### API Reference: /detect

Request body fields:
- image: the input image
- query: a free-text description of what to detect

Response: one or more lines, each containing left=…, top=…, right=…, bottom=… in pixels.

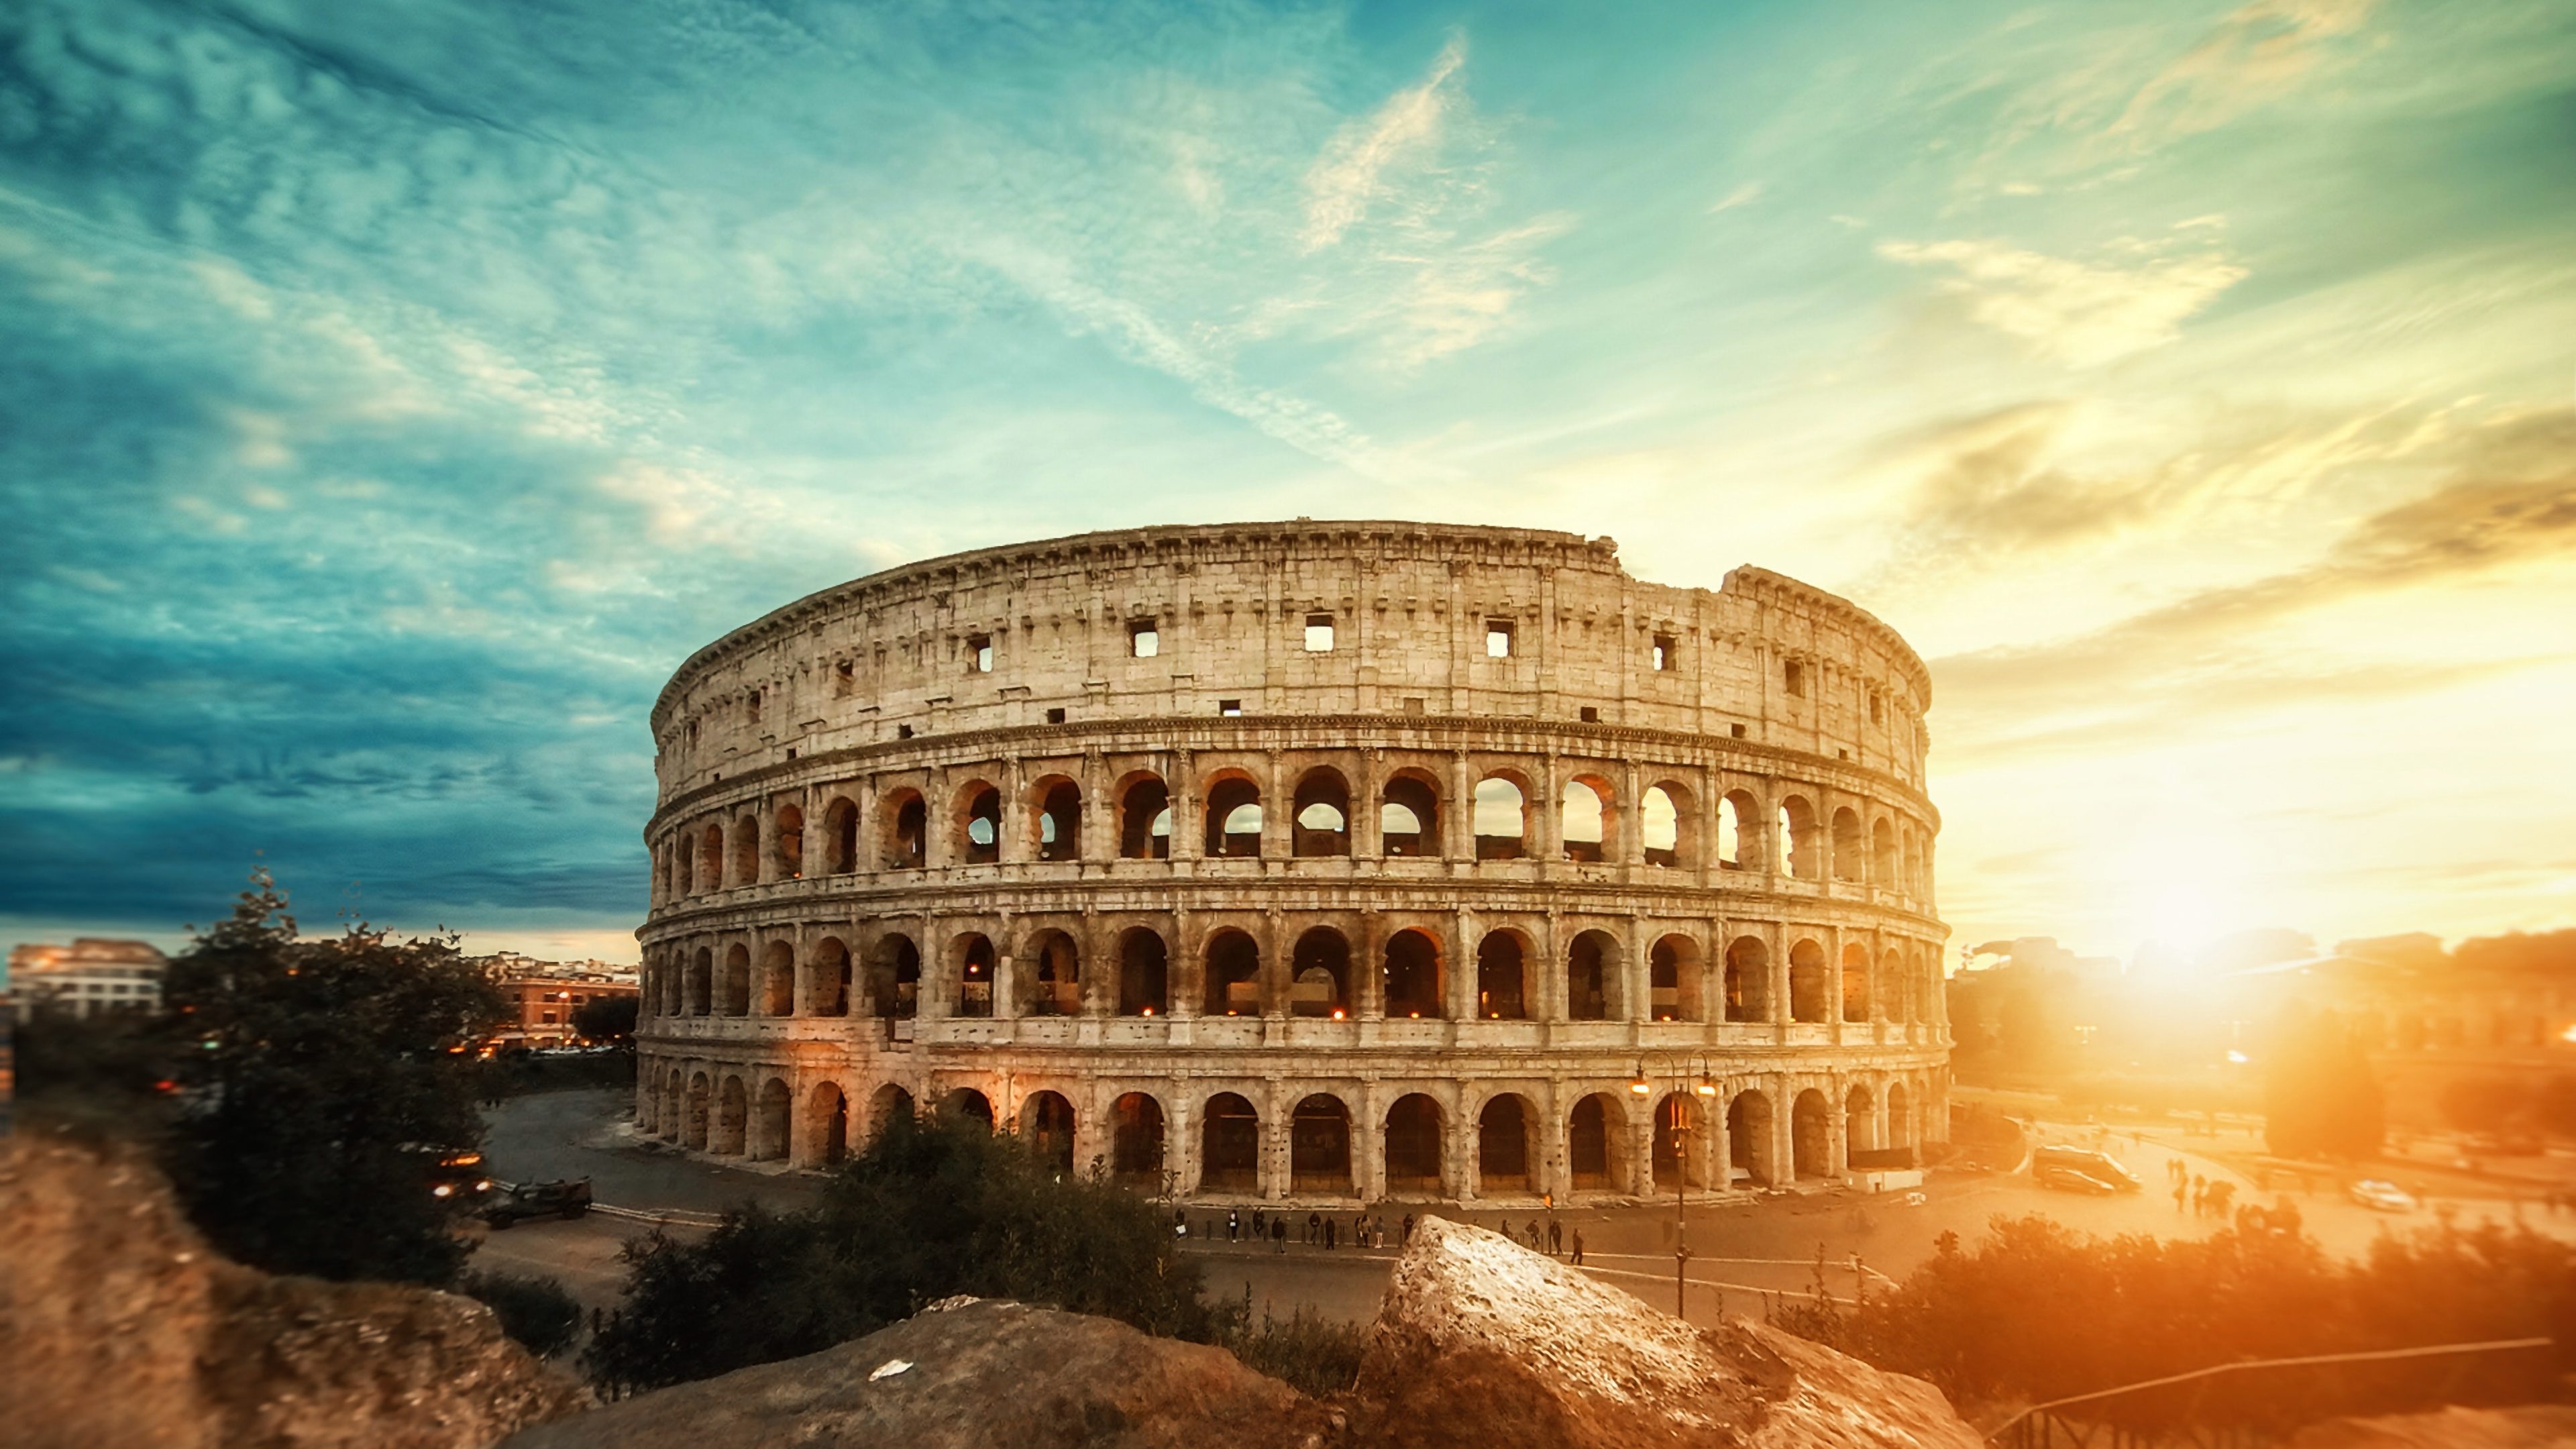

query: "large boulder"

left=500, top=1296, right=1341, bottom=1449
left=0, top=1132, right=588, bottom=1449
left=2284, top=1405, right=2576, bottom=1449
left=1344, top=1216, right=1981, bottom=1449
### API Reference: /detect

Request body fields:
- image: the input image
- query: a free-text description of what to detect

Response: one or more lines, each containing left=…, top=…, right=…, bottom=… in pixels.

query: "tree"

left=572, top=994, right=638, bottom=1045
left=2263, top=1004, right=2383, bottom=1160
left=160, top=871, right=508, bottom=1286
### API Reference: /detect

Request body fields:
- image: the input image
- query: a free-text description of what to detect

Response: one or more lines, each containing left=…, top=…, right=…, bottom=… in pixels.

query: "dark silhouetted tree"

left=2263, top=1004, right=2383, bottom=1159
left=572, top=994, right=638, bottom=1044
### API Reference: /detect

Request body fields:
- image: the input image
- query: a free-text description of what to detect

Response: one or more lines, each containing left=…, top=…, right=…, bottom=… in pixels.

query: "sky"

left=2, top=0, right=2571, bottom=971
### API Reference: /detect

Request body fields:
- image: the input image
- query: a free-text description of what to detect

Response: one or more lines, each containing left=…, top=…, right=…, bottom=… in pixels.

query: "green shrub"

left=1220, top=1293, right=1368, bottom=1397
left=463, top=1271, right=583, bottom=1358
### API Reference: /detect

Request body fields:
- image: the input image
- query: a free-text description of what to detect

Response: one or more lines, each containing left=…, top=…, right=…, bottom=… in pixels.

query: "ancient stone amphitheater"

left=634, top=522, right=1949, bottom=1203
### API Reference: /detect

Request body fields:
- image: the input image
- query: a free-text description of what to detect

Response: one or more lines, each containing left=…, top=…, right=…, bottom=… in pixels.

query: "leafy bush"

left=583, top=1112, right=1227, bottom=1395
left=1219, top=1294, right=1369, bottom=1397
left=463, top=1271, right=584, bottom=1358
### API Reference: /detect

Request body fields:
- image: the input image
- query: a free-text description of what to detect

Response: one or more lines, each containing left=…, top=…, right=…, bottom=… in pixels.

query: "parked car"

left=2349, top=1179, right=2418, bottom=1213
left=401, top=1143, right=494, bottom=1201
left=2031, top=1145, right=2144, bottom=1192
left=478, top=1178, right=594, bottom=1228
left=2037, top=1164, right=2123, bottom=1195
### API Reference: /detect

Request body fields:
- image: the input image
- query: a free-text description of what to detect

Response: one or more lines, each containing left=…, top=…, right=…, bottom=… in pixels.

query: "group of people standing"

left=1179, top=1205, right=1584, bottom=1265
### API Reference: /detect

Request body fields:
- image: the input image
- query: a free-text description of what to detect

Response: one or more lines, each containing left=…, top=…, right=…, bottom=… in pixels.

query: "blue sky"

left=3, top=0, right=2572, bottom=966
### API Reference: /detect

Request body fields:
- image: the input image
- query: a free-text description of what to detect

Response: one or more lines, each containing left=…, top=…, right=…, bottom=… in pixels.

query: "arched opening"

left=1022, top=930, right=1080, bottom=1016
left=941, top=1087, right=994, bottom=1130
left=1872, top=818, right=1896, bottom=885
left=1473, top=775, right=1529, bottom=860
left=1290, top=927, right=1351, bottom=1018
left=959, top=783, right=1003, bottom=865
left=1111, top=1093, right=1165, bottom=1186
left=808, top=1082, right=849, bottom=1165
left=1882, top=947, right=1908, bottom=1024
left=1841, top=943, right=1871, bottom=1024
left=823, top=796, right=858, bottom=875
left=884, top=790, right=926, bottom=870
left=1778, top=796, right=1818, bottom=878
left=1032, top=778, right=1083, bottom=862
left=753, top=1078, right=792, bottom=1161
left=1023, top=1090, right=1076, bottom=1173
left=1642, top=784, right=1686, bottom=868
left=1383, top=1094, right=1444, bottom=1195
left=1723, top=937, right=1768, bottom=1022
left=1291, top=1095, right=1352, bottom=1193
left=870, top=1083, right=915, bottom=1142
left=1478, top=1094, right=1536, bottom=1192
left=1381, top=773, right=1441, bottom=857
left=684, top=1072, right=711, bottom=1149
left=1117, top=928, right=1169, bottom=1016
left=720, top=944, right=751, bottom=1016
left=674, top=837, right=694, bottom=896
left=1566, top=930, right=1616, bottom=1021
left=699, top=823, right=724, bottom=891
left=1831, top=807, right=1863, bottom=881
left=1728, top=1090, right=1775, bottom=1187
left=759, top=940, right=795, bottom=1016
left=1886, top=1081, right=1913, bottom=1150
left=715, top=1075, right=748, bottom=1155
left=1845, top=1083, right=1879, bottom=1159
left=1570, top=1093, right=1625, bottom=1191
left=1203, top=930, right=1262, bottom=1016
left=1560, top=777, right=1614, bottom=863
left=1291, top=769, right=1352, bottom=857
left=955, top=934, right=997, bottom=1017
left=1475, top=931, right=1528, bottom=1020
left=871, top=934, right=921, bottom=1019
left=686, top=948, right=712, bottom=1016
left=1383, top=929, right=1444, bottom=1019
left=1199, top=1093, right=1259, bottom=1192
left=1205, top=775, right=1263, bottom=857
left=1718, top=790, right=1758, bottom=871
left=772, top=804, right=804, bottom=880
left=1651, top=934, right=1701, bottom=1022
left=1789, top=939, right=1828, bottom=1023
left=1117, top=775, right=1171, bottom=860
left=1654, top=1092, right=1706, bottom=1189
left=808, top=937, right=851, bottom=1018
left=1792, top=1089, right=1834, bottom=1179
left=733, top=815, right=759, bottom=887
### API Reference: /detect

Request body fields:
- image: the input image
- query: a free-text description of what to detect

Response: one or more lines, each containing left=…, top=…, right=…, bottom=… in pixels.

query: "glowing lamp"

left=1628, top=1062, right=1651, bottom=1096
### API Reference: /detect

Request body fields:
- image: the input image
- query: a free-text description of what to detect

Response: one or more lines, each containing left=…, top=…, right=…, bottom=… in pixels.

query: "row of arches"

left=637, top=1065, right=1922, bottom=1195
left=655, top=763, right=1931, bottom=900
left=647, top=921, right=1941, bottom=1028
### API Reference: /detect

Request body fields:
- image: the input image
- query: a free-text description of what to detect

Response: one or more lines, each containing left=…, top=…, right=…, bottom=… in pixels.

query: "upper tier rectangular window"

left=1485, top=621, right=1513, bottom=657
left=1305, top=613, right=1334, bottom=652
left=969, top=635, right=993, bottom=673
left=1130, top=621, right=1159, bottom=657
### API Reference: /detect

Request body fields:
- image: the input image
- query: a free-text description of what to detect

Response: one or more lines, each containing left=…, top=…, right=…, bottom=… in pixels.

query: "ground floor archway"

left=1384, top=1093, right=1444, bottom=1195
left=1291, top=1095, right=1352, bottom=1193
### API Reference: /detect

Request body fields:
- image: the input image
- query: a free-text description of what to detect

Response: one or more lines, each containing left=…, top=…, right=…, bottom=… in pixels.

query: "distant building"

left=472, top=955, right=639, bottom=1050
left=7, top=938, right=169, bottom=1018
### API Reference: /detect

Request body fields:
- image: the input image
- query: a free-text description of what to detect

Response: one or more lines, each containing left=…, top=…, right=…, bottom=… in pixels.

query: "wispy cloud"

left=1301, top=37, right=1468, bottom=253
left=2104, top=0, right=2379, bottom=153
left=1877, top=233, right=2247, bottom=366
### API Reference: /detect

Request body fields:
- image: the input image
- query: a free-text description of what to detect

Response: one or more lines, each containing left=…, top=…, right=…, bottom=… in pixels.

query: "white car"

left=2349, top=1179, right=2417, bottom=1212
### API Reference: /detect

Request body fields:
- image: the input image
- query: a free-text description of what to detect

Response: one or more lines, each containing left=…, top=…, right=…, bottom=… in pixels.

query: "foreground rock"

left=2285, top=1405, right=2576, bottom=1448
left=1342, top=1216, right=1981, bottom=1449
left=0, top=1132, right=588, bottom=1449
left=500, top=1296, right=1340, bottom=1449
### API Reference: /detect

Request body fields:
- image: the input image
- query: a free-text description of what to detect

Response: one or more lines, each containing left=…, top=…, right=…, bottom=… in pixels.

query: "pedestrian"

left=1252, top=1207, right=1267, bottom=1240
left=1402, top=1212, right=1416, bottom=1245
left=1307, top=1210, right=1322, bottom=1245
left=1325, top=1216, right=1338, bottom=1250
left=1228, top=1208, right=1240, bottom=1243
left=1548, top=1220, right=1563, bottom=1255
left=2173, top=1177, right=2186, bottom=1213
left=1272, top=1216, right=1287, bottom=1252
left=1570, top=1230, right=1585, bottom=1267
left=2190, top=1175, right=2206, bottom=1216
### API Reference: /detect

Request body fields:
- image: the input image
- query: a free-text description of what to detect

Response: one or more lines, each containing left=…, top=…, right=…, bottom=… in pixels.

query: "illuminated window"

left=968, top=635, right=994, bottom=673
left=1130, top=621, right=1159, bottom=657
left=1485, top=620, right=1513, bottom=657
left=1305, top=613, right=1335, bottom=651
left=1652, top=633, right=1676, bottom=671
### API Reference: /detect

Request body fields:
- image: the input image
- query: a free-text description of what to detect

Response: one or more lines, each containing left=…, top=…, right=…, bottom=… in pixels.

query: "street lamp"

left=1631, top=1054, right=1721, bottom=1321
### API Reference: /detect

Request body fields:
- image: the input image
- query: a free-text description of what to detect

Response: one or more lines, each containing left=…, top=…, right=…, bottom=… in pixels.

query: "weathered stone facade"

left=634, top=522, right=1950, bottom=1203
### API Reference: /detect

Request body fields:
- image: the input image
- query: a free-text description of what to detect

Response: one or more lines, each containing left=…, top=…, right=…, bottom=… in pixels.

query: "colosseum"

left=633, top=521, right=1949, bottom=1204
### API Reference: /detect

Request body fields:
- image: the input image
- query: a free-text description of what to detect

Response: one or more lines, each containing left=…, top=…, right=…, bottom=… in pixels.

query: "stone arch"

left=1475, top=928, right=1530, bottom=1020
left=1199, top=1091, right=1259, bottom=1192
left=674, top=835, right=694, bottom=896
left=808, top=936, right=852, bottom=1017
left=684, top=1071, right=711, bottom=1149
left=940, top=1087, right=994, bottom=1130
left=1654, top=1091, right=1708, bottom=1190
left=1872, top=816, right=1896, bottom=885
left=1723, top=936, right=1768, bottom=1022
left=1383, top=1093, right=1444, bottom=1195
left=1831, top=806, right=1864, bottom=881
left=1845, top=1082, right=1878, bottom=1157
left=1383, top=928, right=1444, bottom=1018
left=808, top=1081, right=850, bottom=1165
left=1472, top=773, right=1531, bottom=859
left=1020, top=928, right=1081, bottom=1016
left=686, top=947, right=712, bottom=1016
left=759, top=939, right=795, bottom=1016
left=955, top=780, right=1004, bottom=865
left=1650, top=934, right=1703, bottom=1022
left=1792, top=1087, right=1834, bottom=1179
left=1290, top=767, right=1352, bottom=857
left=822, top=795, right=859, bottom=874
left=733, top=814, right=759, bottom=887
left=1788, top=938, right=1829, bottom=1023
left=1477, top=1092, right=1538, bottom=1192
left=715, top=1075, right=749, bottom=1155
left=1111, top=1091, right=1166, bottom=1186
left=1560, top=775, right=1616, bottom=863
left=881, top=788, right=927, bottom=870
left=1642, top=780, right=1693, bottom=869
left=1778, top=796, right=1819, bottom=878
left=753, top=1077, right=792, bottom=1161
left=1022, top=1089, right=1076, bottom=1173
left=1203, top=928, right=1263, bottom=1016
left=1569, top=1092, right=1629, bottom=1191
left=1841, top=941, right=1872, bottom=1023
left=1881, top=947, right=1909, bottom=1024
left=870, top=934, right=922, bottom=1019
left=720, top=943, right=751, bottom=1017
left=1115, top=771, right=1171, bottom=860
left=698, top=822, right=725, bottom=892
left=1291, top=926, right=1352, bottom=1018
left=1727, top=1089, right=1776, bottom=1187
left=1886, top=1081, right=1913, bottom=1150
left=1380, top=770, right=1442, bottom=857
left=1203, top=772, right=1263, bottom=858
left=1291, top=1093, right=1353, bottom=1193
left=953, top=932, right=997, bottom=1018
left=869, top=1083, right=916, bottom=1141
left=1719, top=789, right=1761, bottom=871
left=772, top=803, right=805, bottom=881
left=1028, top=775, right=1083, bottom=863
left=1117, top=927, right=1169, bottom=1016
left=1566, top=929, right=1621, bottom=1021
